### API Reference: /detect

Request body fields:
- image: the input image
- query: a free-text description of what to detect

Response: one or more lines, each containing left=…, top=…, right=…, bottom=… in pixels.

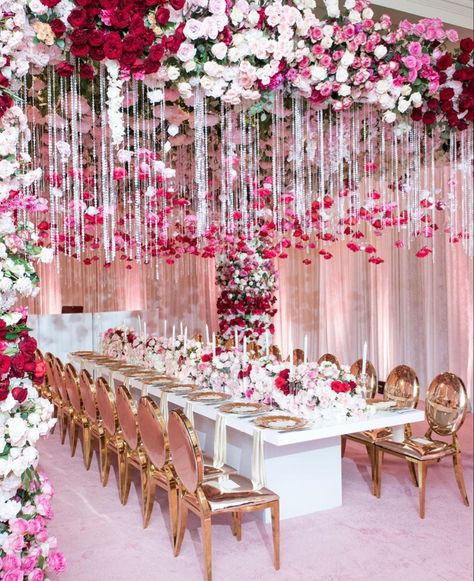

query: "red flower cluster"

left=52, top=0, right=186, bottom=78
left=411, top=39, right=474, bottom=129
left=0, top=73, right=14, bottom=120
left=0, top=316, right=45, bottom=402
left=275, top=368, right=290, bottom=396
left=330, top=379, right=356, bottom=394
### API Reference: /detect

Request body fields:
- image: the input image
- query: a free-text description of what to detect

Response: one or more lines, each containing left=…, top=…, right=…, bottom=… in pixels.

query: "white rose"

left=183, top=60, right=196, bottom=73
left=321, top=36, right=333, bottom=49
left=183, top=19, right=204, bottom=41
left=147, top=89, right=164, bottom=104
left=7, top=417, right=28, bottom=447
left=375, top=79, right=389, bottom=94
left=247, top=9, right=260, bottom=26
left=0, top=500, right=21, bottom=521
left=345, top=0, right=356, bottom=7
left=177, top=42, right=196, bottom=63
left=411, top=92, right=422, bottom=107
left=383, top=111, right=396, bottom=123
left=341, top=51, right=355, bottom=67
left=39, top=246, right=54, bottom=263
left=177, top=81, right=193, bottom=98
left=227, top=47, right=241, bottom=62
left=336, top=66, right=349, bottom=83
left=203, top=60, right=222, bottom=77
left=13, top=277, right=33, bottom=296
left=338, top=83, right=351, bottom=96
left=397, top=98, right=410, bottom=113
left=348, top=9, right=362, bottom=23
left=374, top=45, right=387, bottom=59
left=29, top=0, right=48, bottom=15
left=230, top=6, right=244, bottom=24
left=362, top=7, right=374, bottom=18
left=166, top=66, right=180, bottom=81
left=311, top=66, right=327, bottom=82
left=211, top=42, right=228, bottom=61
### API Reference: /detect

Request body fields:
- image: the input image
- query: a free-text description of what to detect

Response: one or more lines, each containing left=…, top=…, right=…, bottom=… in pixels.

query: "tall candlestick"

left=265, top=331, right=270, bottom=357
left=212, top=332, right=216, bottom=358
left=289, top=336, right=293, bottom=371
left=303, top=335, right=308, bottom=364
left=164, top=319, right=167, bottom=339
left=184, top=326, right=188, bottom=351
left=205, top=324, right=210, bottom=345
left=180, top=321, right=183, bottom=335
left=172, top=325, right=176, bottom=352
left=143, top=322, right=147, bottom=339
left=138, top=315, right=142, bottom=335
left=362, top=341, right=368, bottom=375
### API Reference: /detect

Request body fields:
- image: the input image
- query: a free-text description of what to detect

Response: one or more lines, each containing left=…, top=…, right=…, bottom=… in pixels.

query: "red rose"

left=436, top=54, right=452, bottom=71
left=122, top=34, right=142, bottom=53
left=19, top=337, right=37, bottom=357
left=103, top=32, right=123, bottom=59
left=440, top=100, right=453, bottom=112
left=170, top=0, right=185, bottom=9
left=80, top=64, right=95, bottom=79
left=440, top=87, right=455, bottom=101
left=0, top=355, right=10, bottom=375
left=10, top=353, right=26, bottom=376
left=148, top=44, right=164, bottom=63
left=143, top=58, right=160, bottom=74
left=40, top=0, right=61, bottom=6
left=460, top=38, right=474, bottom=54
left=50, top=19, right=66, bottom=38
left=156, top=7, right=170, bottom=26
left=67, top=8, right=88, bottom=28
left=201, top=353, right=213, bottom=363
left=88, top=30, right=104, bottom=47
left=99, top=0, right=118, bottom=7
left=427, top=98, right=439, bottom=110
left=145, top=0, right=160, bottom=5
left=422, top=111, right=436, bottom=125
left=457, top=119, right=468, bottom=131
left=120, top=51, right=137, bottom=66
left=458, top=52, right=471, bottom=65
left=11, top=387, right=28, bottom=403
left=34, top=360, right=46, bottom=383
left=55, top=60, right=74, bottom=77
left=0, top=386, right=9, bottom=401
left=110, top=9, right=130, bottom=29
left=142, top=29, right=155, bottom=46
left=89, top=46, right=105, bottom=61
left=331, top=380, right=351, bottom=394
left=71, top=42, right=89, bottom=57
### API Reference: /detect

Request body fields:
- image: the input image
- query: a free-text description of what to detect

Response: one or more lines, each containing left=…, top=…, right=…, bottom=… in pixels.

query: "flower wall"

left=1, top=1, right=65, bottom=578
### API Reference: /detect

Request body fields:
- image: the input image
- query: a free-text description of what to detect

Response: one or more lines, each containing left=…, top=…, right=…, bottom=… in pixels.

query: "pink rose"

left=35, top=531, right=49, bottom=543
left=28, top=569, right=45, bottom=581
left=27, top=518, right=43, bottom=536
left=3, top=535, right=24, bottom=553
left=408, top=41, right=422, bottom=57
left=9, top=518, right=29, bottom=535
left=402, top=56, right=418, bottom=69
left=47, top=550, right=66, bottom=573
left=2, top=556, right=21, bottom=572
left=21, top=555, right=38, bottom=575
left=3, top=570, right=23, bottom=581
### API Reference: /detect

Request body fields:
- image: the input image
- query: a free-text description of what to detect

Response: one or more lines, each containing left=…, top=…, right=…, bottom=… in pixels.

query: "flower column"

left=216, top=235, right=278, bottom=346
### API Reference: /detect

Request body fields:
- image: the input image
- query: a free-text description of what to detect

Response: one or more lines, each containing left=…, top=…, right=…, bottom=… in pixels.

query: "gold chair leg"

left=341, top=436, right=347, bottom=458
left=139, top=465, right=148, bottom=526
left=119, top=450, right=131, bottom=505
left=201, top=516, right=213, bottom=581
left=271, top=501, right=280, bottom=571
left=168, top=482, right=179, bottom=547
left=417, top=462, right=428, bottom=519
left=59, top=412, right=68, bottom=445
left=51, top=404, right=58, bottom=434
left=174, top=499, right=188, bottom=557
left=231, top=512, right=242, bottom=541
left=375, top=447, right=382, bottom=498
left=69, top=420, right=78, bottom=457
left=83, top=425, right=93, bottom=470
left=99, top=436, right=110, bottom=487
left=143, top=476, right=156, bottom=529
left=453, top=452, right=470, bottom=507
left=407, top=461, right=419, bottom=487
left=366, top=443, right=377, bottom=495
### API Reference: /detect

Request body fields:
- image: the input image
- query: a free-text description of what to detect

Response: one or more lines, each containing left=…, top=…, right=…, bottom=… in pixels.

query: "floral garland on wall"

left=0, top=1, right=65, bottom=578
left=102, top=326, right=369, bottom=422
left=216, top=235, right=278, bottom=345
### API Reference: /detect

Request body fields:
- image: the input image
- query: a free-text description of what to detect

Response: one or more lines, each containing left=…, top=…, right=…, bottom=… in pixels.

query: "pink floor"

left=38, top=414, right=473, bottom=581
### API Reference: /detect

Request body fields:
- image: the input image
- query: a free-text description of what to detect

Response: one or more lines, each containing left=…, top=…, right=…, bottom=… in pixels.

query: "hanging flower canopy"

left=0, top=0, right=473, bottom=271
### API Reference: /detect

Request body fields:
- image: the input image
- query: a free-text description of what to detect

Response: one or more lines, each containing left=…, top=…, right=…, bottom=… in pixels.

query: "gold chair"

left=115, top=385, right=148, bottom=508
left=375, top=372, right=470, bottom=518
left=44, top=353, right=60, bottom=424
left=137, top=396, right=180, bottom=538
left=292, top=348, right=305, bottom=366
left=78, top=369, right=104, bottom=472
left=169, top=409, right=280, bottom=581
left=318, top=353, right=340, bottom=367
left=52, top=357, right=72, bottom=445
left=269, top=345, right=282, bottom=361
left=343, top=364, right=420, bottom=495
left=64, top=363, right=86, bottom=458
left=350, top=359, right=378, bottom=399
left=95, top=377, right=124, bottom=496
left=34, top=349, right=48, bottom=399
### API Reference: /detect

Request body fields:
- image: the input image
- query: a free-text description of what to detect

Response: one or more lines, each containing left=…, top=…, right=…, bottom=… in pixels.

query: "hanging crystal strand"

left=75, top=69, right=86, bottom=254
left=60, top=75, right=70, bottom=258
left=394, top=129, right=400, bottom=234
left=317, top=109, right=325, bottom=238
left=219, top=102, right=227, bottom=230
left=227, top=106, right=235, bottom=232
left=305, top=104, right=313, bottom=235
left=272, top=98, right=278, bottom=231
left=69, top=63, right=82, bottom=257
left=239, top=110, right=248, bottom=236
left=132, top=78, right=141, bottom=262
left=142, top=81, right=150, bottom=265
left=293, top=95, right=305, bottom=226
left=99, top=64, right=111, bottom=263
left=246, top=118, right=253, bottom=236
left=380, top=120, right=386, bottom=211
left=467, top=127, right=474, bottom=255
left=194, top=87, right=208, bottom=237
left=448, top=132, right=456, bottom=242
left=51, top=68, right=60, bottom=261
left=47, top=67, right=58, bottom=264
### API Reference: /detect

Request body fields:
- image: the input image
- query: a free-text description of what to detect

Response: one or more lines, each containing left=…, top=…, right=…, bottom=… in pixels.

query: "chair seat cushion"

left=347, top=427, right=392, bottom=443
left=203, top=455, right=237, bottom=480
left=200, top=474, right=278, bottom=513
left=377, top=436, right=455, bottom=460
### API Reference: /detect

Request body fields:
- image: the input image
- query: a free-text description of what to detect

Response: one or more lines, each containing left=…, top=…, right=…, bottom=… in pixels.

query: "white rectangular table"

left=70, top=355, right=425, bottom=520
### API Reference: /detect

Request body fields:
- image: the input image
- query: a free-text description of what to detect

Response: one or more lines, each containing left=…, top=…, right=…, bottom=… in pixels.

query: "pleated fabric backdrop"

left=29, top=232, right=473, bottom=399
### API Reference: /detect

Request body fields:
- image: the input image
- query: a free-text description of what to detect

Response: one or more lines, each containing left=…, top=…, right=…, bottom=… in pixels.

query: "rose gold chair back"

left=137, top=397, right=169, bottom=470
left=96, top=377, right=117, bottom=435
left=79, top=369, right=97, bottom=423
left=53, top=358, right=68, bottom=404
left=350, top=359, right=378, bottom=399
left=44, top=353, right=56, bottom=389
left=168, top=409, right=204, bottom=493
left=116, top=385, right=139, bottom=450
left=269, top=345, right=282, bottom=361
left=64, top=364, right=82, bottom=413
left=293, top=349, right=305, bottom=366
left=384, top=365, right=419, bottom=409
left=425, top=373, right=468, bottom=436
left=318, top=353, right=340, bottom=367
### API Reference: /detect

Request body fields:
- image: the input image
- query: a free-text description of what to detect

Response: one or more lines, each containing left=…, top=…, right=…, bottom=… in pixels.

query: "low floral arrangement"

left=102, top=325, right=369, bottom=421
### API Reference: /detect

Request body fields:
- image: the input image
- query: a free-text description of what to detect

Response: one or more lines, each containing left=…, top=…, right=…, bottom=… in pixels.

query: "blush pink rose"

left=47, top=550, right=66, bottom=573
left=2, top=556, right=21, bottom=572
left=28, top=569, right=45, bottom=581
left=3, top=570, right=23, bottom=581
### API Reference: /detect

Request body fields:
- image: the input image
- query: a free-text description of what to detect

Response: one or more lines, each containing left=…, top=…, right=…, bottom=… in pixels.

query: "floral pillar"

left=216, top=235, right=278, bottom=345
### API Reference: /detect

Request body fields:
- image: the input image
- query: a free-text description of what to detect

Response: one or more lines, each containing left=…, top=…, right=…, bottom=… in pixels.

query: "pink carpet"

left=38, top=414, right=473, bottom=581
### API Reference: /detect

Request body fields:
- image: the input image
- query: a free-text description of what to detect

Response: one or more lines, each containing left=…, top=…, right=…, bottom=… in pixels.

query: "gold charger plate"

left=187, top=391, right=231, bottom=403
left=255, top=415, right=306, bottom=431
left=162, top=383, right=199, bottom=394
left=219, top=402, right=269, bottom=415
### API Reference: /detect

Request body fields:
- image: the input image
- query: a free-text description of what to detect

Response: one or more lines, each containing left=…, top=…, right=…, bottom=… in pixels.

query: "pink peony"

left=28, top=569, right=45, bottom=581
left=2, top=556, right=21, bottom=572
left=47, top=550, right=66, bottom=573
left=21, top=555, right=38, bottom=575
left=8, top=518, right=29, bottom=535
left=3, top=570, right=23, bottom=581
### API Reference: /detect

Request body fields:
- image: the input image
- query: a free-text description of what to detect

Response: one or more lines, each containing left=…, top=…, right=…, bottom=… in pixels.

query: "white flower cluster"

left=106, top=60, right=126, bottom=146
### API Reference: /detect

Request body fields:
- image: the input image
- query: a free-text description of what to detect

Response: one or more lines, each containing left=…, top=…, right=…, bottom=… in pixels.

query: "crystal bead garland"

left=194, top=87, right=208, bottom=237
left=99, top=64, right=111, bottom=264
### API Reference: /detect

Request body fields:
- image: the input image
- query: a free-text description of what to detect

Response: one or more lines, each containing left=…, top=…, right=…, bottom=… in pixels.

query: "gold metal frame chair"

left=317, top=353, right=340, bottom=367
left=64, top=363, right=85, bottom=457
left=269, top=345, right=282, bottom=361
left=292, top=349, right=305, bottom=366
left=375, top=372, right=470, bottom=518
left=343, top=364, right=420, bottom=495
left=78, top=369, right=105, bottom=472
left=169, top=409, right=280, bottom=581
left=52, top=357, right=72, bottom=445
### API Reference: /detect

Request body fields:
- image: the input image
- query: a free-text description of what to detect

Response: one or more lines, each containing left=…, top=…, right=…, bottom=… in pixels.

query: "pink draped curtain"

left=29, top=235, right=473, bottom=399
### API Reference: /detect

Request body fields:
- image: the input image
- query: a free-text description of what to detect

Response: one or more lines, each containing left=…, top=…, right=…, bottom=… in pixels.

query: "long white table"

left=71, top=355, right=425, bottom=521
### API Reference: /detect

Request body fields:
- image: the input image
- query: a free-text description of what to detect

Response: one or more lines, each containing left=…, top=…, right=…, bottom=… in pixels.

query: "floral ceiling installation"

left=13, top=0, right=472, bottom=271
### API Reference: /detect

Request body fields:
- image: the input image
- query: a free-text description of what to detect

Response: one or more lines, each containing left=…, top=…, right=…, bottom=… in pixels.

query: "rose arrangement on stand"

left=216, top=235, right=278, bottom=345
